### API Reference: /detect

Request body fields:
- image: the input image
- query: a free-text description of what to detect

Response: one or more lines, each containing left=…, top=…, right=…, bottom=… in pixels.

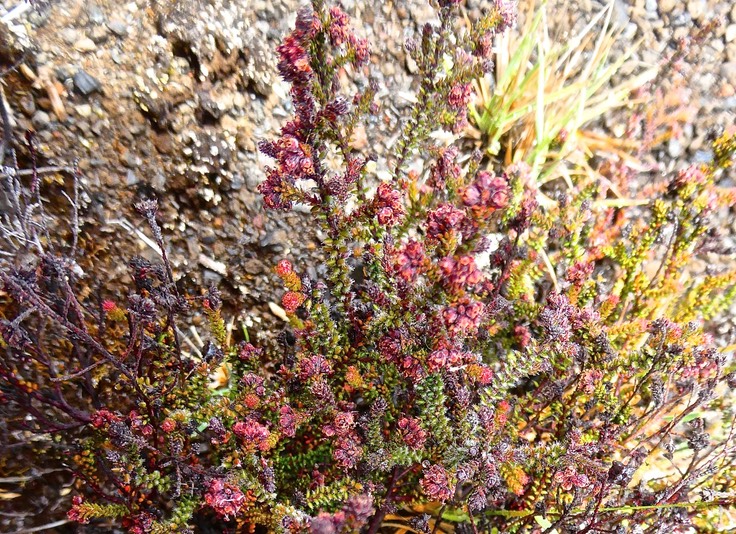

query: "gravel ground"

left=1, top=0, right=735, bottom=530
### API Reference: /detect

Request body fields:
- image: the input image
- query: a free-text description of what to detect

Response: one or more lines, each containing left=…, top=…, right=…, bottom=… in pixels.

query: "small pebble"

left=19, top=95, right=36, bottom=116
left=687, top=0, right=705, bottom=21
left=667, top=138, right=682, bottom=158
left=725, top=24, right=736, bottom=44
left=73, top=70, right=102, bottom=95
left=658, top=0, right=676, bottom=14
left=107, top=20, right=128, bottom=37
left=31, top=110, right=51, bottom=130
left=76, top=104, right=92, bottom=118
left=60, top=28, right=79, bottom=45
left=86, top=5, right=106, bottom=25
left=74, top=37, right=97, bottom=52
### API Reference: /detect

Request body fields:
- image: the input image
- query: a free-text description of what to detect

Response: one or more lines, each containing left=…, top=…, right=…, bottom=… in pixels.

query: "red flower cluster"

left=426, top=347, right=467, bottom=372
left=421, top=464, right=453, bottom=502
left=233, top=419, right=271, bottom=452
left=333, top=433, right=363, bottom=470
left=282, top=290, right=306, bottom=312
left=398, top=416, right=427, bottom=450
left=461, top=171, right=510, bottom=219
left=394, top=240, right=427, bottom=282
left=554, top=465, right=590, bottom=491
left=429, top=146, right=461, bottom=189
left=67, top=496, right=89, bottom=524
left=442, top=298, right=485, bottom=334
left=378, top=328, right=424, bottom=380
left=426, top=204, right=467, bottom=241
left=374, top=182, right=405, bottom=226
left=279, top=404, right=298, bottom=438
left=204, top=479, right=247, bottom=521
left=90, top=409, right=119, bottom=429
left=299, top=354, right=333, bottom=379
left=438, top=255, right=482, bottom=292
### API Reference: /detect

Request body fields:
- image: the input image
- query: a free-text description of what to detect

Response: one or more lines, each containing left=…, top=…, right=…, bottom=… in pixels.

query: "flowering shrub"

left=2, top=1, right=736, bottom=533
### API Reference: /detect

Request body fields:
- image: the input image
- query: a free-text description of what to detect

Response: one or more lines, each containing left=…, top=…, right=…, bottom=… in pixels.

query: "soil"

left=0, top=0, right=735, bottom=531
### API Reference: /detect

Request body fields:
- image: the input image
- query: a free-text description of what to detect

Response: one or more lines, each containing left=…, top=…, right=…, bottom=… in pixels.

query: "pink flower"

left=395, top=240, right=427, bottom=282
left=299, top=355, right=333, bottom=380
left=438, top=255, right=483, bottom=292
left=374, top=183, right=404, bottom=226
left=333, top=434, right=363, bottom=470
left=398, top=417, right=427, bottom=450
left=233, top=419, right=271, bottom=452
left=279, top=405, right=298, bottom=438
left=323, top=411, right=356, bottom=437
left=442, top=298, right=485, bottom=334
left=421, top=464, right=453, bottom=502
left=328, top=7, right=350, bottom=46
left=204, top=479, right=247, bottom=520
left=448, top=82, right=473, bottom=111
left=554, top=465, right=590, bottom=491
left=429, top=146, right=461, bottom=189
left=461, top=171, right=509, bottom=219
left=426, top=204, right=466, bottom=240
left=426, top=347, right=465, bottom=372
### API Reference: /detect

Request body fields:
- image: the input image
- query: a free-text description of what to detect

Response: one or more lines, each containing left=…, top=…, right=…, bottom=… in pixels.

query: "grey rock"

left=667, top=138, right=682, bottom=158
left=721, top=62, right=736, bottom=86
left=658, top=0, right=677, bottom=14
left=73, top=70, right=102, bottom=95
left=108, top=20, right=128, bottom=37
left=60, top=28, right=79, bottom=45
left=74, top=37, right=97, bottom=52
left=86, top=4, right=106, bottom=25
left=19, top=95, right=35, bottom=116
left=31, top=111, right=51, bottom=130
left=89, top=25, right=109, bottom=44
left=693, top=150, right=713, bottom=163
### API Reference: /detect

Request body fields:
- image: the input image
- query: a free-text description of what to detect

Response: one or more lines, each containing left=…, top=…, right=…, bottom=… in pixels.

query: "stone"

left=73, top=70, right=102, bottom=95
left=89, top=26, right=109, bottom=44
left=721, top=62, right=736, bottom=86
left=667, top=138, right=682, bottom=158
left=728, top=45, right=736, bottom=62
left=687, top=0, right=705, bottom=21
left=60, top=28, right=79, bottom=45
left=19, top=95, right=35, bottom=116
left=731, top=3, right=736, bottom=23
left=74, top=37, right=97, bottom=52
left=658, top=0, right=676, bottom=13
left=31, top=110, right=50, bottom=130
left=86, top=4, right=105, bottom=25
left=76, top=104, right=92, bottom=118
left=726, top=24, right=736, bottom=44
left=107, top=20, right=128, bottom=37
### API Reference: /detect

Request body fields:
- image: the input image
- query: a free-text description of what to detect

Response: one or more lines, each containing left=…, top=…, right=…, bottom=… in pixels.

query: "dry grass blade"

left=468, top=0, right=656, bottom=191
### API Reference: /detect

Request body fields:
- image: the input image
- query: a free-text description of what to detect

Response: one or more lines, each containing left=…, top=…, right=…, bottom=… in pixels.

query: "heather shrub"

left=2, top=1, right=736, bottom=533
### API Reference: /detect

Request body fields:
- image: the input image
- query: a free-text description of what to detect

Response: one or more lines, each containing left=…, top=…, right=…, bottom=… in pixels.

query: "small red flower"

left=161, top=419, right=176, bottom=433
left=554, top=465, right=590, bottom=491
left=204, top=479, right=246, bottom=521
left=398, top=417, right=427, bottom=450
left=421, top=464, right=453, bottom=502
left=282, top=291, right=306, bottom=312
left=276, top=259, right=293, bottom=276
left=233, top=419, right=271, bottom=452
